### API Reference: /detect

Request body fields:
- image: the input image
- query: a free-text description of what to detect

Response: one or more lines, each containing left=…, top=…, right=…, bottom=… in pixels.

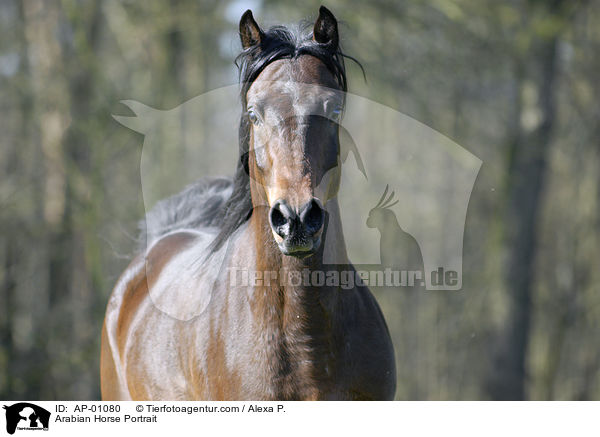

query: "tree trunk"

left=486, top=1, right=563, bottom=400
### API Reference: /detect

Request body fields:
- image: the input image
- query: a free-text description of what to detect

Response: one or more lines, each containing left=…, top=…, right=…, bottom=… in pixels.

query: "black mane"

left=208, top=22, right=356, bottom=253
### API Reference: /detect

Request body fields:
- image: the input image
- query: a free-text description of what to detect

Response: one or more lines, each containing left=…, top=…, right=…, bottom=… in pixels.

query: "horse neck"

left=241, top=200, right=348, bottom=395
left=246, top=197, right=348, bottom=336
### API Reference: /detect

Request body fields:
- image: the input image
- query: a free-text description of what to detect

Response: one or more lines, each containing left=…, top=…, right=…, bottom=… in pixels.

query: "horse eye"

left=247, top=109, right=260, bottom=125
left=331, top=107, right=342, bottom=121
left=325, top=102, right=342, bottom=121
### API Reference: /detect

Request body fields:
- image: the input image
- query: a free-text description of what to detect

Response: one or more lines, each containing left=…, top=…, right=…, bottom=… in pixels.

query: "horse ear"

left=313, top=6, right=339, bottom=50
left=239, top=10, right=264, bottom=49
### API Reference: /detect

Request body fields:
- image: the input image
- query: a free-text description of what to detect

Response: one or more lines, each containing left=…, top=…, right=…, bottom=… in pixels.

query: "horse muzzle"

left=269, top=198, right=325, bottom=258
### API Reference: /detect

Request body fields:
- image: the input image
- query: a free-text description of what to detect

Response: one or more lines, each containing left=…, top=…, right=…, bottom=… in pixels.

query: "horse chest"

left=238, top=323, right=340, bottom=400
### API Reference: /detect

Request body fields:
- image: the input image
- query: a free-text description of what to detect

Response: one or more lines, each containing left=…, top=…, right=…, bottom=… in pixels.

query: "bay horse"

left=101, top=6, right=396, bottom=400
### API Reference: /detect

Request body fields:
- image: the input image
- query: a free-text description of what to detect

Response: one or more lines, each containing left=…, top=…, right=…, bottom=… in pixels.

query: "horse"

left=101, top=6, right=396, bottom=400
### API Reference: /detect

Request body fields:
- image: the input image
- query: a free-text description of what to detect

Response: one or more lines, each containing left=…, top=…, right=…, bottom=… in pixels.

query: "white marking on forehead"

left=249, top=74, right=344, bottom=144
left=283, top=78, right=306, bottom=139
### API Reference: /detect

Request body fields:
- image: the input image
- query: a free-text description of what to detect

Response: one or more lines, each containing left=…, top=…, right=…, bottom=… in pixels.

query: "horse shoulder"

left=101, top=231, right=205, bottom=399
left=101, top=250, right=146, bottom=400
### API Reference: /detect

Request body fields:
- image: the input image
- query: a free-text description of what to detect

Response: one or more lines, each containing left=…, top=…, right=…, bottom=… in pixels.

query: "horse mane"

left=208, top=21, right=359, bottom=253
left=139, top=177, right=232, bottom=249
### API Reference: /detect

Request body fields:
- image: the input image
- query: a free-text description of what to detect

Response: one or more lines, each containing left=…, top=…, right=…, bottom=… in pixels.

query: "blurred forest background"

left=1, top=0, right=599, bottom=400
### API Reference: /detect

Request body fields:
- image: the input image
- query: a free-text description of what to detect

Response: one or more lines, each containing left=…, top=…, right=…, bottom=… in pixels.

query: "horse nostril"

left=300, top=199, right=324, bottom=235
left=269, top=200, right=291, bottom=238
left=270, top=207, right=286, bottom=228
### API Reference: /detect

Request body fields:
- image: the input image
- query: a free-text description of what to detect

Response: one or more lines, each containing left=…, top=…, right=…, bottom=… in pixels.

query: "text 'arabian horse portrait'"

left=101, top=6, right=396, bottom=400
